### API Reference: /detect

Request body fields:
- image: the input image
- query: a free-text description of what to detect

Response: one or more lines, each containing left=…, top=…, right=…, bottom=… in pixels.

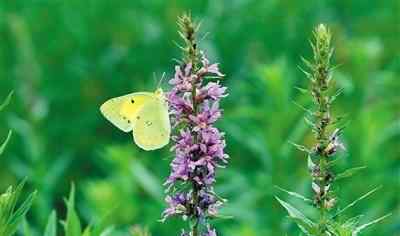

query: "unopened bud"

left=324, top=198, right=337, bottom=209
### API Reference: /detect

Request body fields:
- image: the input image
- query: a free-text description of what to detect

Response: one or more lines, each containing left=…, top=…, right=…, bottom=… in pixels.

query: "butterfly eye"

left=131, top=99, right=135, bottom=104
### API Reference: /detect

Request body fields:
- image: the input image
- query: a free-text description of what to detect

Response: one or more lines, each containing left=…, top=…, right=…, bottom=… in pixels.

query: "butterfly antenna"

left=157, top=72, right=166, bottom=89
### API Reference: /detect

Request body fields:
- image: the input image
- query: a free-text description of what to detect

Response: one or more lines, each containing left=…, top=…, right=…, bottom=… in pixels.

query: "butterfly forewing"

left=100, top=92, right=154, bottom=132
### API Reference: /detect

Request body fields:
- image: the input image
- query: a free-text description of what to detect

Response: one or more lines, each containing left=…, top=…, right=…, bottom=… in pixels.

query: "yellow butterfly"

left=100, top=88, right=171, bottom=151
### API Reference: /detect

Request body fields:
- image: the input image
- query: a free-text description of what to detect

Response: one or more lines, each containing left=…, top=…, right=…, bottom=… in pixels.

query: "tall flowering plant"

left=276, top=24, right=390, bottom=236
left=161, top=14, right=228, bottom=236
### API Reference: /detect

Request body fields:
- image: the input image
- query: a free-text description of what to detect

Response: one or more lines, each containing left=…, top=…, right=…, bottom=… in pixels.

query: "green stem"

left=191, top=85, right=200, bottom=236
left=318, top=156, right=328, bottom=233
left=191, top=183, right=200, bottom=236
left=179, top=13, right=202, bottom=236
left=308, top=24, right=335, bottom=234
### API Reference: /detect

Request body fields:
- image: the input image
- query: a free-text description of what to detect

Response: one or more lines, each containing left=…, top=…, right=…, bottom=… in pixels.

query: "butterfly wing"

left=100, top=92, right=154, bottom=132
left=132, top=96, right=171, bottom=150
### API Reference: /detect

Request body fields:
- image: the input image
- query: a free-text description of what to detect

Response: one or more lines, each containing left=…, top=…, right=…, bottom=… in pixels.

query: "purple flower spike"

left=179, top=226, right=217, bottom=236
left=199, top=82, right=228, bottom=101
left=164, top=14, right=228, bottom=236
left=204, top=227, right=217, bottom=236
left=161, top=192, right=191, bottom=222
left=199, top=53, right=225, bottom=77
left=163, top=51, right=228, bottom=235
left=170, top=64, right=196, bottom=92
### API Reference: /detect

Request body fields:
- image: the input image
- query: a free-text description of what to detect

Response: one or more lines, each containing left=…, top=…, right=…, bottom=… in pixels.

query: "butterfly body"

left=100, top=88, right=170, bottom=151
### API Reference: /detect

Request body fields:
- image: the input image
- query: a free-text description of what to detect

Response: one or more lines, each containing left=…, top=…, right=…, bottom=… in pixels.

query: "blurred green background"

left=0, top=0, right=399, bottom=235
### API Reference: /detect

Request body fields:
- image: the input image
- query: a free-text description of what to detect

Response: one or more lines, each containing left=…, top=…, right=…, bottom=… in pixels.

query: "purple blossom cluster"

left=180, top=226, right=217, bottom=236
left=162, top=53, right=228, bottom=235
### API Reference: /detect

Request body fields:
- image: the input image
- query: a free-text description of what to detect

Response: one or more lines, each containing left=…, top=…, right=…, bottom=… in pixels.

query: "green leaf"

left=84, top=224, right=115, bottom=236
left=90, top=212, right=114, bottom=236
left=333, top=186, right=381, bottom=219
left=64, top=184, right=82, bottom=236
left=327, top=221, right=352, bottom=236
left=289, top=141, right=311, bottom=154
left=275, top=186, right=313, bottom=204
left=44, top=211, right=57, bottom=236
left=0, top=180, right=36, bottom=236
left=22, top=218, right=32, bottom=236
left=352, top=213, right=391, bottom=236
left=130, top=162, right=163, bottom=201
left=130, top=226, right=151, bottom=236
left=8, top=190, right=36, bottom=232
left=343, top=215, right=363, bottom=228
left=288, top=216, right=319, bottom=235
left=307, top=155, right=316, bottom=171
left=98, top=227, right=115, bottom=236
left=335, top=166, right=367, bottom=181
left=294, top=86, right=309, bottom=94
left=0, top=130, right=12, bottom=156
left=329, top=88, right=344, bottom=103
left=275, top=196, right=316, bottom=235
left=292, top=100, right=312, bottom=115
left=82, top=226, right=91, bottom=236
left=326, top=157, right=342, bottom=169
left=0, top=91, right=14, bottom=112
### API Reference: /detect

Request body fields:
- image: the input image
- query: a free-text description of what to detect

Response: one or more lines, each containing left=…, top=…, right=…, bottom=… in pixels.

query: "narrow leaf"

left=2, top=181, right=36, bottom=236
left=0, top=130, right=12, bottom=156
left=44, top=211, right=57, bottom=236
left=130, top=162, right=163, bottom=201
left=64, top=184, right=82, bottom=236
left=289, top=217, right=318, bottom=236
left=333, top=186, right=381, bottom=218
left=276, top=196, right=315, bottom=234
left=275, top=186, right=313, bottom=204
left=90, top=211, right=114, bottom=236
left=342, top=215, right=364, bottom=230
left=8, top=190, right=37, bottom=231
left=307, top=155, right=316, bottom=171
left=330, top=88, right=344, bottom=103
left=99, top=227, right=115, bottom=236
left=82, top=226, right=91, bottom=236
left=335, top=166, right=367, bottom=181
left=0, top=91, right=14, bottom=112
left=292, top=101, right=313, bottom=115
left=301, top=57, right=314, bottom=70
left=289, top=141, right=311, bottom=154
left=22, top=219, right=32, bottom=236
left=294, top=86, right=309, bottom=94
left=352, top=213, right=391, bottom=236
left=304, top=117, right=316, bottom=130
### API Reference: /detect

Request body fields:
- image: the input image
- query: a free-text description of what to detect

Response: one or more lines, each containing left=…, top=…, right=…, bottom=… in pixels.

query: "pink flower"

left=164, top=53, right=228, bottom=232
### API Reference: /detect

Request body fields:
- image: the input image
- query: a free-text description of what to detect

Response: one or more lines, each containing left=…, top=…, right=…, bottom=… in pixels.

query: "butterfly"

left=100, top=88, right=171, bottom=151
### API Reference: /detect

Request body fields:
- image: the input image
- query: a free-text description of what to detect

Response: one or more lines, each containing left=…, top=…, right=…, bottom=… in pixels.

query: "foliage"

left=0, top=181, right=36, bottom=236
left=21, top=185, right=114, bottom=236
left=276, top=24, right=392, bottom=236
left=0, top=91, right=13, bottom=157
left=0, top=1, right=398, bottom=236
left=0, top=87, right=36, bottom=236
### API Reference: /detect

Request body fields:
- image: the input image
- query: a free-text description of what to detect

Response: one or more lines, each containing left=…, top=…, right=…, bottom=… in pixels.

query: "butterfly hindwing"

left=132, top=96, right=171, bottom=151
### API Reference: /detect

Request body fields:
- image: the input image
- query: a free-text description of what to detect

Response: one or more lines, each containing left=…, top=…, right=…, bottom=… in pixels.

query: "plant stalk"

left=179, top=13, right=202, bottom=236
left=308, top=24, right=336, bottom=234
